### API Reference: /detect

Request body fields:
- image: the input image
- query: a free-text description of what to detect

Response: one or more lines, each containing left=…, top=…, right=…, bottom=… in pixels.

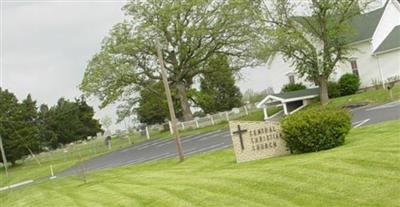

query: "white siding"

left=371, top=0, right=400, bottom=50
left=335, top=42, right=381, bottom=87
left=265, top=54, right=314, bottom=93
left=262, top=42, right=399, bottom=90
left=376, top=50, right=400, bottom=82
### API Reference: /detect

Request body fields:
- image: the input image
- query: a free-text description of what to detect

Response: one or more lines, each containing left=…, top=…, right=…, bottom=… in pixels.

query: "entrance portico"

left=257, top=88, right=319, bottom=120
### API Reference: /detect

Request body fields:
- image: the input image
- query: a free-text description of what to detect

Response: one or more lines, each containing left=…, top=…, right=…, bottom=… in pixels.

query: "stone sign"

left=229, top=121, right=290, bottom=163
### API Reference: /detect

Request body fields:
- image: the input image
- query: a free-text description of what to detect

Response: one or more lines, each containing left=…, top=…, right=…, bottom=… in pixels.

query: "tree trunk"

left=176, top=83, right=193, bottom=121
left=319, top=77, right=329, bottom=105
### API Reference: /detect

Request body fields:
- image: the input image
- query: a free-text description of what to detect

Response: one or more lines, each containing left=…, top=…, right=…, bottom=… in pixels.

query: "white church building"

left=262, top=0, right=400, bottom=92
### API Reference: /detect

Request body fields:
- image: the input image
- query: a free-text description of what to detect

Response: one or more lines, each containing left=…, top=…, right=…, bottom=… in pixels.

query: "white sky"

left=0, top=0, right=283, bottom=131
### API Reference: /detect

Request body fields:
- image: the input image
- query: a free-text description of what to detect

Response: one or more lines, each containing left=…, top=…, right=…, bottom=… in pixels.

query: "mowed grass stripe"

left=1, top=120, right=399, bottom=207
left=220, top=171, right=352, bottom=206
left=156, top=184, right=269, bottom=207
left=104, top=182, right=196, bottom=207
left=173, top=179, right=277, bottom=207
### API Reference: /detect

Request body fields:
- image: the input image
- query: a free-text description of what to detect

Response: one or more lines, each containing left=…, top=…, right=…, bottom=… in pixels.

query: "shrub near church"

left=281, top=109, right=351, bottom=153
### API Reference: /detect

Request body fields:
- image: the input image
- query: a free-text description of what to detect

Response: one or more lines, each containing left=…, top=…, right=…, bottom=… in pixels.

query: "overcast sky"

left=0, top=0, right=280, bottom=130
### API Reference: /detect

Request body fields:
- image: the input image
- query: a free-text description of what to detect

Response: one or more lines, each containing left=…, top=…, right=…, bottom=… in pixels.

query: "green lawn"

left=0, top=108, right=278, bottom=188
left=1, top=120, right=399, bottom=207
left=0, top=134, right=145, bottom=187
left=308, top=85, right=400, bottom=109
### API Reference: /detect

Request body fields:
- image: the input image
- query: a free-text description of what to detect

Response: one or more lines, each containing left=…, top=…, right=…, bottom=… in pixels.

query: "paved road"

left=351, top=101, right=400, bottom=127
left=58, top=130, right=232, bottom=177
left=58, top=101, right=400, bottom=177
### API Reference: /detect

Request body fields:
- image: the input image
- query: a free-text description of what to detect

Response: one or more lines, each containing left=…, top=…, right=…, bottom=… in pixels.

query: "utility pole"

left=0, top=135, right=9, bottom=177
left=155, top=39, right=184, bottom=162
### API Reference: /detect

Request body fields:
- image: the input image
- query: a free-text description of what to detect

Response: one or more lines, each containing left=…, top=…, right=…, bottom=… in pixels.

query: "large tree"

left=15, top=95, right=41, bottom=154
left=80, top=0, right=257, bottom=121
left=45, top=98, right=103, bottom=145
left=194, top=54, right=242, bottom=114
left=0, top=88, right=25, bottom=164
left=37, top=104, right=58, bottom=149
left=254, top=0, right=373, bottom=105
left=0, top=91, right=40, bottom=164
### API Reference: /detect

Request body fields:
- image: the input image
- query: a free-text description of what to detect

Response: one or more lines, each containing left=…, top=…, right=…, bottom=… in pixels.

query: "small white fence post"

left=169, top=121, right=173, bottom=135
left=225, top=112, right=230, bottom=121
left=181, top=122, right=185, bottom=130
left=50, top=165, right=54, bottom=176
left=210, top=115, right=215, bottom=125
left=244, top=105, right=249, bottom=115
left=49, top=165, right=56, bottom=179
left=195, top=119, right=199, bottom=128
left=145, top=126, right=150, bottom=140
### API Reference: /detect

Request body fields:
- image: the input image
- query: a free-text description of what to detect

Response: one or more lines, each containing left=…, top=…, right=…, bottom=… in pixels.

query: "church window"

left=350, top=58, right=359, bottom=77
left=287, top=73, right=295, bottom=84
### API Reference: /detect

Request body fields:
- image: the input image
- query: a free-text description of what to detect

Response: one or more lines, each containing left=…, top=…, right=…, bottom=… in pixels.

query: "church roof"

left=272, top=88, right=320, bottom=100
left=257, top=88, right=319, bottom=107
left=374, top=25, right=400, bottom=54
left=293, top=6, right=386, bottom=45
left=347, top=7, right=385, bottom=44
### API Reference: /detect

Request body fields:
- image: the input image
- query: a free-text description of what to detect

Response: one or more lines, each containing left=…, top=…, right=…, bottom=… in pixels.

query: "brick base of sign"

left=229, top=121, right=290, bottom=163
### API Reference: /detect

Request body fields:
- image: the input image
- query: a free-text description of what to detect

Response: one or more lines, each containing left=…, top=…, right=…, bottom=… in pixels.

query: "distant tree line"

left=0, top=88, right=102, bottom=165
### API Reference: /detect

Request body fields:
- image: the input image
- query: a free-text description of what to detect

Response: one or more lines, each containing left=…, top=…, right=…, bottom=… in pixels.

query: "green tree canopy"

left=194, top=54, right=242, bottom=114
left=37, top=104, right=58, bottom=149
left=80, top=0, right=258, bottom=121
left=45, top=97, right=103, bottom=146
left=0, top=91, right=42, bottom=164
left=0, top=88, right=103, bottom=165
left=0, top=88, right=27, bottom=164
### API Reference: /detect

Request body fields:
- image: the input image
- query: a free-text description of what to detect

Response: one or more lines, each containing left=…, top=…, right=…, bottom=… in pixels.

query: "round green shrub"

left=281, top=83, right=306, bottom=93
left=328, top=81, right=341, bottom=98
left=338, top=73, right=361, bottom=96
left=281, top=109, right=351, bottom=153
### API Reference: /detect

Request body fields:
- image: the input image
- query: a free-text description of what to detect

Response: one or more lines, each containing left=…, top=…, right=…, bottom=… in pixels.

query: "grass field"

left=0, top=107, right=279, bottom=188
left=308, top=84, right=400, bottom=109
left=1, top=120, right=399, bottom=207
left=0, top=133, right=148, bottom=187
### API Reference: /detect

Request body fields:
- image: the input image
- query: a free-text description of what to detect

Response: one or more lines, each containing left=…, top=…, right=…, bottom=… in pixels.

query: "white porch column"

left=244, top=105, right=249, bottom=115
left=283, top=102, right=288, bottom=115
left=263, top=105, right=268, bottom=120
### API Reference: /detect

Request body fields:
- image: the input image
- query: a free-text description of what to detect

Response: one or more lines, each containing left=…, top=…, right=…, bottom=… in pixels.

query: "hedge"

left=338, top=73, right=361, bottom=96
left=281, top=108, right=351, bottom=153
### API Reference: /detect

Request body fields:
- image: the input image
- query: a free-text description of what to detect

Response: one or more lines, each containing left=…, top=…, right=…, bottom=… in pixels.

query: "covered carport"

left=256, top=88, right=319, bottom=120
